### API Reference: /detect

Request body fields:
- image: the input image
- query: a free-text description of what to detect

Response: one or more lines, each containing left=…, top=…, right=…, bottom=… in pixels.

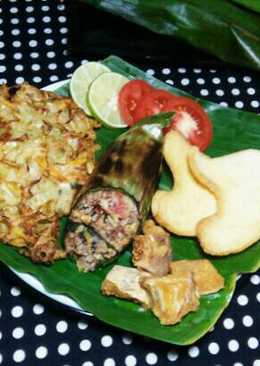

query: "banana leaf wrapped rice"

left=65, top=113, right=173, bottom=271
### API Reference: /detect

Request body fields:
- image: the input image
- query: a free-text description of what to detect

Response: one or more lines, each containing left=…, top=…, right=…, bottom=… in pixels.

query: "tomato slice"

left=118, top=79, right=153, bottom=126
left=133, top=89, right=177, bottom=123
left=163, top=97, right=213, bottom=151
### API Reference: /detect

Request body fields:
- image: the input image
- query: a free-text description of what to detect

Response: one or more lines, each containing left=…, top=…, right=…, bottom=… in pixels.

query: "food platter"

left=1, top=55, right=260, bottom=345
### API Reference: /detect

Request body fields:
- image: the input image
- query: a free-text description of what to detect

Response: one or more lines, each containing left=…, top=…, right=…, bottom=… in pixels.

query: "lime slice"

left=70, top=62, right=110, bottom=115
left=88, top=72, right=129, bottom=128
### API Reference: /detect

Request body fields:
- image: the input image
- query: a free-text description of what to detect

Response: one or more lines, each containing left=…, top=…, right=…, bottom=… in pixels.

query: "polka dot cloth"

left=0, top=1, right=260, bottom=365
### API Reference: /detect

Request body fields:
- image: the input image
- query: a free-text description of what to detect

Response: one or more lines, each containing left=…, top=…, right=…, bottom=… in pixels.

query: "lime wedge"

left=87, top=72, right=129, bottom=128
left=70, top=62, right=110, bottom=115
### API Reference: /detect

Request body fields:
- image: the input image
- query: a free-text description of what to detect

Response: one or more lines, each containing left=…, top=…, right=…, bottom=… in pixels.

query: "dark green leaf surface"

left=1, top=56, right=260, bottom=345
left=79, top=0, right=260, bottom=71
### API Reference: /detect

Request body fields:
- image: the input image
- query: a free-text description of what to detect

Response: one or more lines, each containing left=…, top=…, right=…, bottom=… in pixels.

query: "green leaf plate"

left=0, top=55, right=259, bottom=345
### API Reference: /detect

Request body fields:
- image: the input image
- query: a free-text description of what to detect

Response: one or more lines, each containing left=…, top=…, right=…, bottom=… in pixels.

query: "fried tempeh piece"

left=132, top=219, right=172, bottom=276
left=170, top=259, right=224, bottom=295
left=101, top=265, right=151, bottom=308
left=141, top=272, right=199, bottom=325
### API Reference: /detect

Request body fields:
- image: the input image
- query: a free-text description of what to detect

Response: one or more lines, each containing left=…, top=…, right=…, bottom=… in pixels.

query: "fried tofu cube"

left=132, top=220, right=172, bottom=276
left=141, top=272, right=199, bottom=325
left=170, top=259, right=224, bottom=295
left=101, top=265, right=151, bottom=308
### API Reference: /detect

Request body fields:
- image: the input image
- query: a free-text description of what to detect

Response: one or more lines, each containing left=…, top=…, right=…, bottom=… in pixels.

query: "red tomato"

left=163, top=97, right=213, bottom=151
left=118, top=79, right=153, bottom=126
left=133, top=89, right=177, bottom=123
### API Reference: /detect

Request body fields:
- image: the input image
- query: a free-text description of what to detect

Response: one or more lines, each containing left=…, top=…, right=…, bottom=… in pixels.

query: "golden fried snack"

left=0, top=83, right=99, bottom=262
left=101, top=265, right=151, bottom=308
left=152, top=131, right=216, bottom=236
left=170, top=259, right=224, bottom=295
left=141, top=272, right=199, bottom=325
left=132, top=219, right=172, bottom=276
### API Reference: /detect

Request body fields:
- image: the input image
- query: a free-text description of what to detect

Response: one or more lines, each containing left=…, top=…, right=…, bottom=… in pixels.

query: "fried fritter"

left=0, top=83, right=99, bottom=262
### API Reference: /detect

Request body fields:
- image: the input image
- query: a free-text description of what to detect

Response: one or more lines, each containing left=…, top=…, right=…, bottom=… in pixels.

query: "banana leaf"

left=77, top=0, right=260, bottom=71
left=1, top=55, right=260, bottom=345
left=231, top=0, right=260, bottom=14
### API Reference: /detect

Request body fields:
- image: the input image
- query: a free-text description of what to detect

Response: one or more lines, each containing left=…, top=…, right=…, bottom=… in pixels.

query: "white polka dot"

left=48, top=63, right=57, bottom=70
left=253, top=361, right=260, bottom=366
left=79, top=339, right=92, bottom=351
left=60, top=27, right=68, bottom=34
left=125, top=355, right=137, bottom=366
left=65, top=61, right=74, bottom=68
left=122, top=335, right=133, bottom=345
left=251, top=274, right=260, bottom=285
left=13, top=40, right=21, bottom=47
left=188, top=346, right=200, bottom=358
left=45, top=39, right=54, bottom=46
left=197, top=78, right=205, bottom=85
left=13, top=350, right=26, bottom=363
left=200, top=89, right=209, bottom=96
left=35, top=346, right=48, bottom=359
left=43, top=16, right=51, bottom=23
left=0, top=354, right=2, bottom=364
left=56, top=320, right=68, bottom=333
left=11, top=29, right=20, bottom=36
left=61, top=38, right=68, bottom=45
left=257, top=292, right=260, bottom=302
left=248, top=337, right=259, bottom=349
left=104, top=359, right=115, bottom=366
left=12, top=327, right=24, bottom=339
left=162, top=68, right=171, bottom=75
left=237, top=294, right=248, bottom=306
left=231, top=88, right=240, bottom=96
left=77, top=321, right=88, bottom=329
left=223, top=318, right=235, bottom=329
left=82, top=363, right=94, bottom=366
left=146, top=69, right=155, bottom=76
left=220, top=101, right=228, bottom=107
left=181, top=78, right=190, bottom=86
left=0, top=66, right=6, bottom=73
left=193, top=68, right=201, bottom=73
left=101, top=335, right=113, bottom=347
left=0, top=309, right=2, bottom=318
left=11, top=18, right=19, bottom=24
left=49, top=75, right=59, bottom=82
left=26, top=6, right=34, bottom=12
left=10, top=7, right=18, bottom=14
left=44, top=28, right=52, bottom=34
left=0, top=54, right=5, bottom=60
left=178, top=68, right=186, bottom=73
left=15, top=64, right=24, bottom=72
left=28, top=28, right=36, bottom=34
left=47, top=51, right=56, bottom=58
left=14, top=52, right=22, bottom=60
left=58, top=4, right=65, bottom=10
left=247, top=87, right=256, bottom=95
left=33, top=76, right=42, bottom=83
left=0, top=42, right=4, bottom=49
left=27, top=17, right=35, bottom=23
left=32, top=63, right=40, bottom=71
left=251, top=100, right=260, bottom=108
left=29, top=40, right=37, bottom=47
left=58, top=16, right=66, bottom=23
left=212, top=77, right=221, bottom=84
left=34, top=324, right=46, bottom=336
left=166, top=80, right=174, bottom=85
left=33, top=304, right=44, bottom=315
left=30, top=52, right=39, bottom=58
left=208, top=342, right=220, bottom=355
left=11, top=305, right=23, bottom=318
left=228, top=340, right=240, bottom=352
left=242, top=315, right=254, bottom=327
left=228, top=77, right=236, bottom=83
left=234, top=363, right=243, bottom=366
left=235, top=101, right=244, bottom=109
left=145, top=353, right=158, bottom=365
left=210, top=69, right=216, bottom=73
left=243, top=76, right=252, bottom=82
left=58, top=343, right=70, bottom=356
left=216, top=89, right=225, bottom=96
left=42, top=5, right=50, bottom=11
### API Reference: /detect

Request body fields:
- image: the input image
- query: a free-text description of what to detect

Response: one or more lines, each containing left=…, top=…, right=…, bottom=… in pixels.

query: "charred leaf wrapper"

left=65, top=113, right=174, bottom=272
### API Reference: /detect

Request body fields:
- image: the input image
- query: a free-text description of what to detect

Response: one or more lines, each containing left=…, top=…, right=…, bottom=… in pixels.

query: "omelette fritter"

left=0, top=83, right=99, bottom=262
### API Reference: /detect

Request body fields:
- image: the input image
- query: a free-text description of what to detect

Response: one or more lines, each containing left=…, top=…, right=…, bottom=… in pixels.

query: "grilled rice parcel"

left=65, top=113, right=173, bottom=272
left=0, top=83, right=99, bottom=262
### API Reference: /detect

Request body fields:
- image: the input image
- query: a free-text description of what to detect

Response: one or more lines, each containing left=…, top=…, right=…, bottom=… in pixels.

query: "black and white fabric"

left=0, top=1, right=260, bottom=366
